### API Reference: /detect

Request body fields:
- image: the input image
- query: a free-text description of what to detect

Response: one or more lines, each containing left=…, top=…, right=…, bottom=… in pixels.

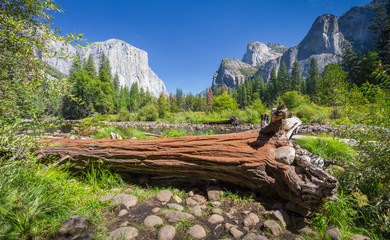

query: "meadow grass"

left=293, top=136, right=357, bottom=163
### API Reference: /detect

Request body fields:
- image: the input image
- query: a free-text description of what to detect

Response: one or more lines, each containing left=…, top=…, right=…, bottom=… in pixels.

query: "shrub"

left=137, top=104, right=159, bottom=121
left=279, top=91, right=310, bottom=109
left=294, top=103, right=328, bottom=122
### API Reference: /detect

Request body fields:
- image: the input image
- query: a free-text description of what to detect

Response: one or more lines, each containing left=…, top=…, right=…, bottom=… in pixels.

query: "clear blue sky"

left=53, top=0, right=372, bottom=94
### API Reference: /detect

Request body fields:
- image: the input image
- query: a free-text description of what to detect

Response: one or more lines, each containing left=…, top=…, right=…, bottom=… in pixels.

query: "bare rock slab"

left=187, top=224, right=207, bottom=239
left=157, top=225, right=176, bottom=240
left=263, top=220, right=283, bottom=236
left=144, top=215, right=163, bottom=228
left=111, top=194, right=138, bottom=209
left=109, top=227, right=138, bottom=240
left=156, top=190, right=173, bottom=202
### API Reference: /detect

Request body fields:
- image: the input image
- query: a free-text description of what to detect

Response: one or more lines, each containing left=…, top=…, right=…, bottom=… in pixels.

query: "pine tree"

left=306, top=58, right=320, bottom=101
left=291, top=61, right=302, bottom=92
left=269, top=67, right=277, bottom=102
left=277, top=61, right=289, bottom=95
left=83, top=54, right=97, bottom=78
left=340, top=41, right=359, bottom=83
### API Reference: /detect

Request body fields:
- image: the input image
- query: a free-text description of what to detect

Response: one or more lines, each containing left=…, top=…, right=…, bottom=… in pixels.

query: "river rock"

left=156, top=190, right=173, bottom=202
left=207, top=186, right=224, bottom=200
left=243, top=233, right=268, bottom=240
left=111, top=194, right=138, bottom=209
left=58, top=215, right=87, bottom=237
left=230, top=227, right=244, bottom=239
left=144, top=215, right=163, bottom=228
left=190, top=205, right=202, bottom=217
left=208, top=214, right=224, bottom=224
left=157, top=225, right=176, bottom=240
left=187, top=225, right=207, bottom=239
left=263, top=220, right=283, bottom=236
left=326, top=226, right=342, bottom=240
left=167, top=203, right=184, bottom=212
left=243, top=213, right=259, bottom=227
left=99, top=194, right=113, bottom=202
left=109, top=227, right=138, bottom=240
left=163, top=210, right=195, bottom=223
left=172, top=195, right=182, bottom=203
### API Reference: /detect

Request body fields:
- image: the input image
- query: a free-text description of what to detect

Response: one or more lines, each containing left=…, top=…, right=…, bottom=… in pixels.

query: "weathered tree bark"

left=38, top=104, right=338, bottom=211
left=202, top=115, right=246, bottom=126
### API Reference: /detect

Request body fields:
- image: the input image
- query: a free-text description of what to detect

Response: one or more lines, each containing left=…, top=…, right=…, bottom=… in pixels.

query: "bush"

left=279, top=91, right=310, bottom=109
left=294, top=103, right=328, bottom=122
left=137, top=104, right=159, bottom=121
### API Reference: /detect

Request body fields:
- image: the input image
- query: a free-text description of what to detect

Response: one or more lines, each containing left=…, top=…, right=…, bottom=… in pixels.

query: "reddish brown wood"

left=38, top=132, right=337, bottom=210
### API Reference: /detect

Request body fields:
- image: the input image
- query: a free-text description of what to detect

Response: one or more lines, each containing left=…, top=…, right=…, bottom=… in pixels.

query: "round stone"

left=144, top=215, right=163, bottom=228
left=157, top=225, right=176, bottom=240
left=187, top=224, right=207, bottom=239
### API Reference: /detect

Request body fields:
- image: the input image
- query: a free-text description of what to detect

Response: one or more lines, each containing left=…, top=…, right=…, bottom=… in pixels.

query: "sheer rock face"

left=297, top=14, right=344, bottom=60
left=42, top=39, right=167, bottom=97
left=339, top=1, right=378, bottom=54
left=242, top=41, right=284, bottom=66
left=212, top=58, right=257, bottom=89
left=213, top=0, right=382, bottom=88
left=254, top=14, right=343, bottom=82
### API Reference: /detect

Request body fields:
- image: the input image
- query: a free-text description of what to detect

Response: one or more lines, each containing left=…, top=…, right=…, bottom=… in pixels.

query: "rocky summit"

left=42, top=39, right=167, bottom=97
left=213, top=0, right=383, bottom=89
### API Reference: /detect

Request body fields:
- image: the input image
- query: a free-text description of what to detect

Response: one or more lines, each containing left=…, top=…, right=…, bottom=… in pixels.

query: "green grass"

left=125, top=128, right=152, bottom=139
left=0, top=159, right=113, bottom=239
left=92, top=126, right=126, bottom=139
left=162, top=129, right=189, bottom=138
left=222, top=190, right=254, bottom=205
left=79, top=162, right=124, bottom=191
left=293, top=136, right=357, bottom=163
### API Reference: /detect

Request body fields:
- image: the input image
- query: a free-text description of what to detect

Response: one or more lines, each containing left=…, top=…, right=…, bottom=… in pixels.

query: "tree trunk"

left=38, top=104, right=338, bottom=210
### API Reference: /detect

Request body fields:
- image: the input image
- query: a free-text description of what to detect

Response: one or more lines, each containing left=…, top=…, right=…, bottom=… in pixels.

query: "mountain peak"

left=242, top=41, right=282, bottom=66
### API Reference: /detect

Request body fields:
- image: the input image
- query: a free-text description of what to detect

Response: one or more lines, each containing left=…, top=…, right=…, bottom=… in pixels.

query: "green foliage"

left=306, top=58, right=321, bottom=101
left=79, top=163, right=124, bottom=191
left=294, top=136, right=357, bottom=163
left=93, top=126, right=126, bottom=139
left=279, top=91, right=310, bottom=109
left=318, top=63, right=348, bottom=107
left=294, top=103, right=328, bottom=123
left=137, top=103, right=159, bottom=121
left=125, top=128, right=151, bottom=139
left=0, top=158, right=110, bottom=239
left=313, top=192, right=364, bottom=238
left=162, top=129, right=188, bottom=138
left=213, top=92, right=239, bottom=112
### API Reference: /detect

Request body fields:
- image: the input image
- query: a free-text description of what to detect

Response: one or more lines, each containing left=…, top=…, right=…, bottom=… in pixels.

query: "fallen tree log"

left=201, top=115, right=246, bottom=126
left=38, top=104, right=338, bottom=211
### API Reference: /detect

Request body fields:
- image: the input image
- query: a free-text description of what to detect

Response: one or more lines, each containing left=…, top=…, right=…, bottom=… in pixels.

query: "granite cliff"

left=43, top=39, right=167, bottom=97
left=213, top=0, right=382, bottom=89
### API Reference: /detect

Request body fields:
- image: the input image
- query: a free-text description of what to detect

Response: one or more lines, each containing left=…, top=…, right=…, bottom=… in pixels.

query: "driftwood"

left=202, top=115, right=246, bottom=126
left=38, top=104, right=338, bottom=210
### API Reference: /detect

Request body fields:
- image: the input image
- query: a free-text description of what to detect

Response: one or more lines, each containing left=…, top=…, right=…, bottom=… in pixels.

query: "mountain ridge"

left=43, top=38, right=168, bottom=97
